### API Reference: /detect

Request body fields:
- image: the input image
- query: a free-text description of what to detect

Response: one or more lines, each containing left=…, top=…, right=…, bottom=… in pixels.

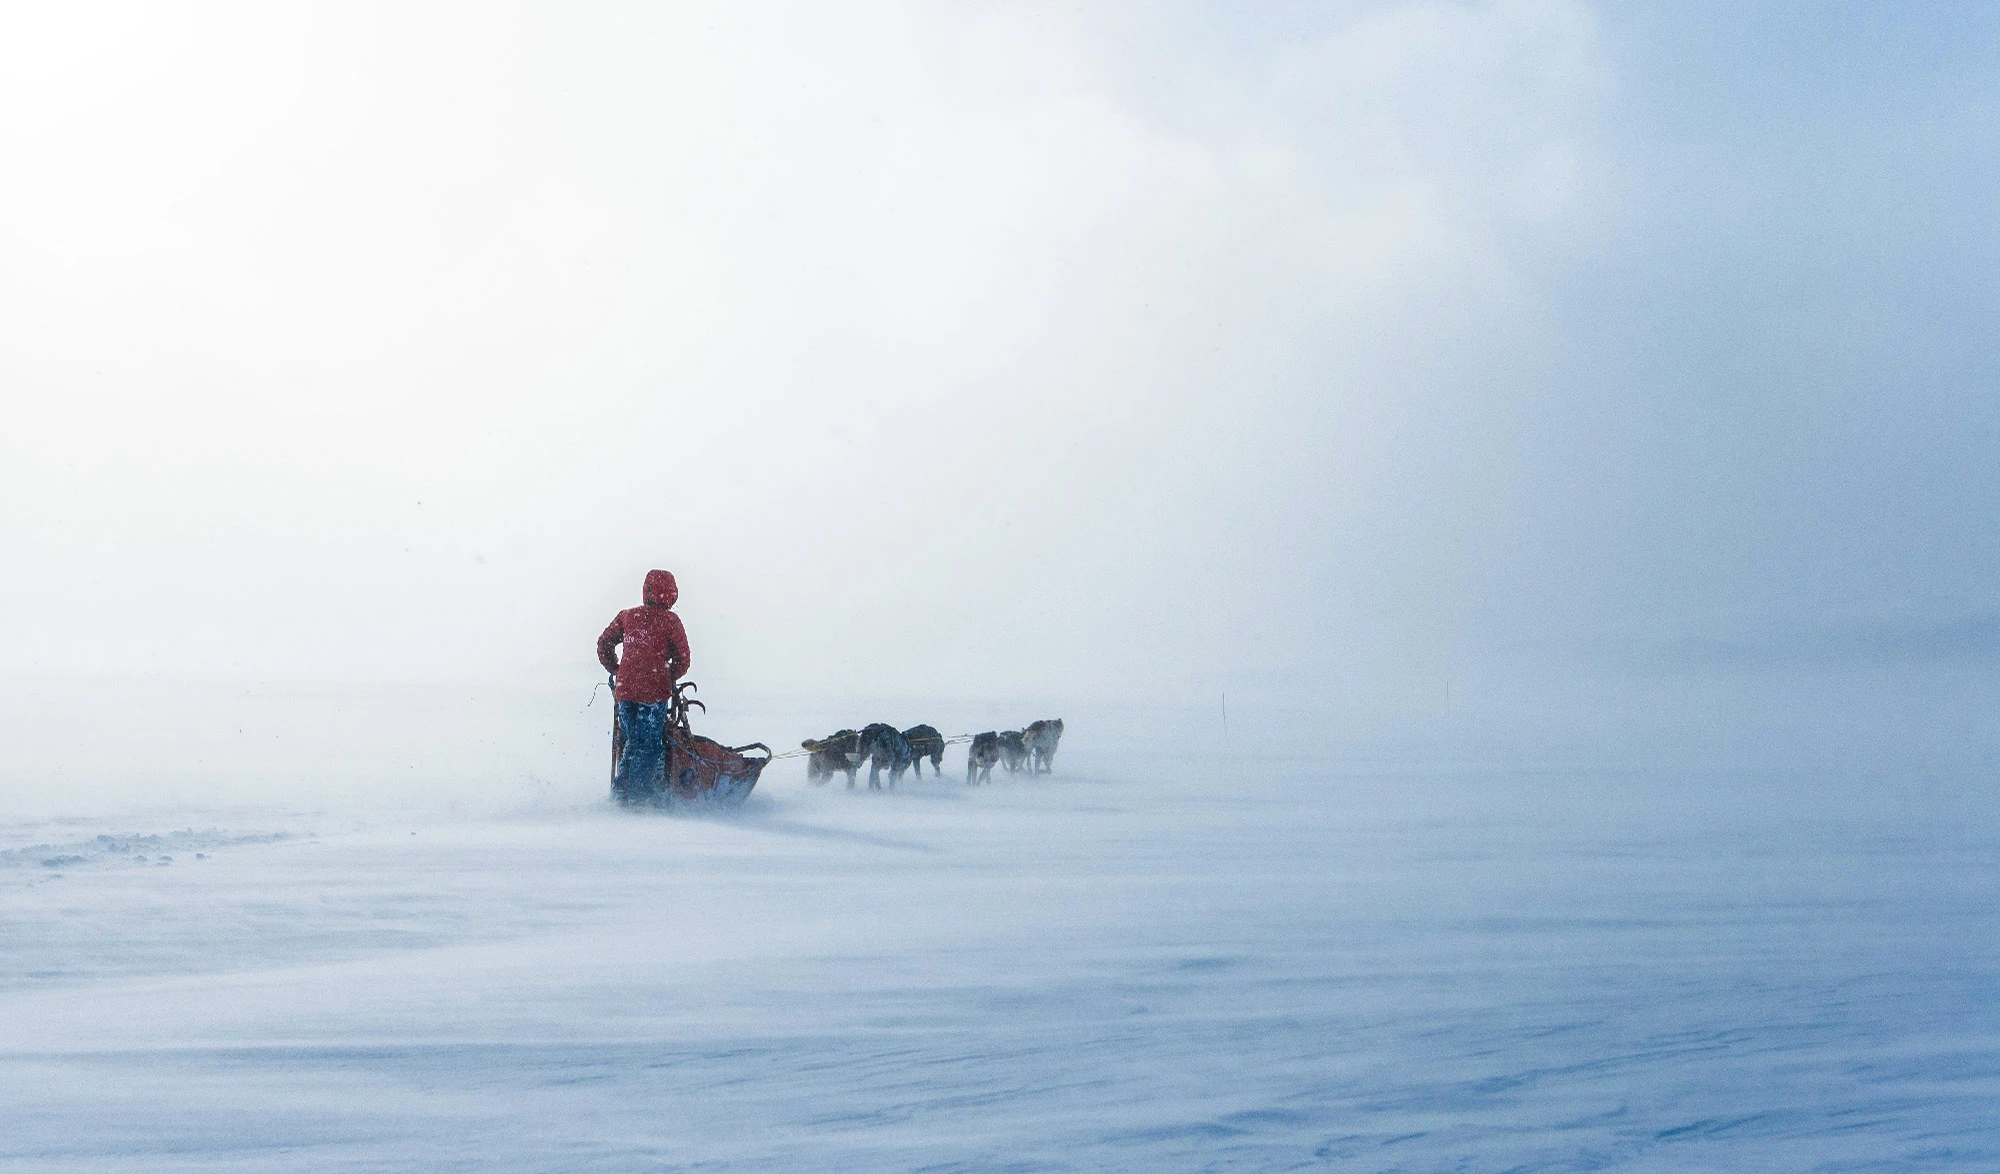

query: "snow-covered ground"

left=3, top=699, right=1998, bottom=1171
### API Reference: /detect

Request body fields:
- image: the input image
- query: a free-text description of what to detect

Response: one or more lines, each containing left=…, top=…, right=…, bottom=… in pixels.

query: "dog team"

left=801, top=719, right=1065, bottom=789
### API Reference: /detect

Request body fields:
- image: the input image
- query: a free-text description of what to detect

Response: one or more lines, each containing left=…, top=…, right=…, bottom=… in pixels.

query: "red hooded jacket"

left=598, top=570, right=692, bottom=703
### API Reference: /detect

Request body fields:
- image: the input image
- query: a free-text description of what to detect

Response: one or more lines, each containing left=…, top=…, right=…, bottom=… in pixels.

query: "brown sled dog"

left=802, top=729, right=863, bottom=788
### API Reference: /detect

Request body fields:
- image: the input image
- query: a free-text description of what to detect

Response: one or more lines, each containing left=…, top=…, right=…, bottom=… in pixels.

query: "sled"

left=610, top=680, right=771, bottom=808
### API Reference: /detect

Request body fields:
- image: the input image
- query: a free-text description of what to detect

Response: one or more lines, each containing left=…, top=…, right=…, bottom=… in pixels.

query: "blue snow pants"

left=614, top=700, right=671, bottom=801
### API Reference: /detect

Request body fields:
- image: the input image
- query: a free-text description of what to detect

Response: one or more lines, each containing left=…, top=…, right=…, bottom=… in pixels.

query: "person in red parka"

left=598, top=569, right=692, bottom=800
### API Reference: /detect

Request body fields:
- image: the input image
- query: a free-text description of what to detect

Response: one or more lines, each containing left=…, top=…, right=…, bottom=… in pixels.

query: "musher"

left=598, top=569, right=692, bottom=801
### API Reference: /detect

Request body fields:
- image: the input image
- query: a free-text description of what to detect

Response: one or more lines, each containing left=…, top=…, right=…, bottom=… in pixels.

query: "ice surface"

left=3, top=708, right=1998, bottom=1171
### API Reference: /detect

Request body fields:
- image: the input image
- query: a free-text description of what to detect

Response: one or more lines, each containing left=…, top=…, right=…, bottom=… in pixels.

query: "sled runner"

left=611, top=680, right=771, bottom=808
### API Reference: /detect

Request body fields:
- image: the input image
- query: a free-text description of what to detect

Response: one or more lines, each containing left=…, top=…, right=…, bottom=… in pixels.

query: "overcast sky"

left=3, top=2, right=1996, bottom=725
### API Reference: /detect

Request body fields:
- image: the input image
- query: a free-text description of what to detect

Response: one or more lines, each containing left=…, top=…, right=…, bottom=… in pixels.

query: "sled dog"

left=1023, top=719, right=1064, bottom=774
left=902, top=725, right=946, bottom=778
left=856, top=723, right=915, bottom=789
left=997, top=730, right=1030, bottom=774
left=966, top=732, right=1000, bottom=785
left=802, top=729, right=863, bottom=788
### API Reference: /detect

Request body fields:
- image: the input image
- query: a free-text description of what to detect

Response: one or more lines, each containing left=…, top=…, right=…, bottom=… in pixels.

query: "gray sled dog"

left=997, top=730, right=1031, bottom=774
left=856, top=723, right=915, bottom=789
left=802, top=729, right=863, bottom=788
left=902, top=725, right=945, bottom=778
left=1023, top=718, right=1064, bottom=774
left=966, top=732, right=1000, bottom=785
